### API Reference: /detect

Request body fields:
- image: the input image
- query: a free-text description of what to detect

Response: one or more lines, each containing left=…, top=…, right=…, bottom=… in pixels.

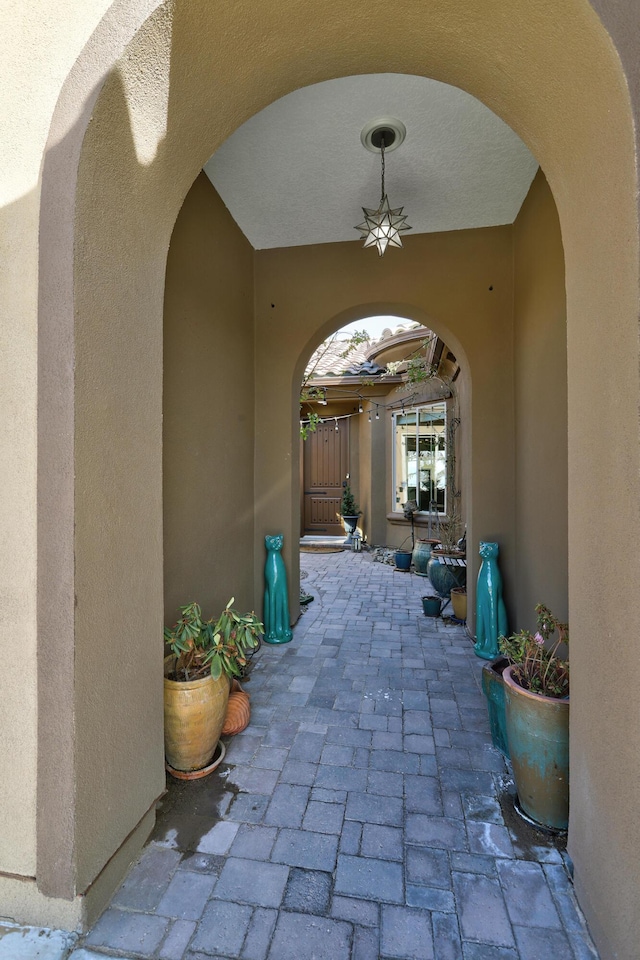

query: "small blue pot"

left=395, top=550, right=412, bottom=571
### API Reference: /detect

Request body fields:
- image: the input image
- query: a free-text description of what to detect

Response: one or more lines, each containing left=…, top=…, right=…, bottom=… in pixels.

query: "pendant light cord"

left=380, top=136, right=386, bottom=203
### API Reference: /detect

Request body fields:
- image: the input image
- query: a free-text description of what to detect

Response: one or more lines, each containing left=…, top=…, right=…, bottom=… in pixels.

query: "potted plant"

left=428, top=510, right=466, bottom=598
left=431, top=509, right=464, bottom=557
left=339, top=483, right=361, bottom=544
left=499, top=604, right=569, bottom=830
left=163, top=599, right=263, bottom=777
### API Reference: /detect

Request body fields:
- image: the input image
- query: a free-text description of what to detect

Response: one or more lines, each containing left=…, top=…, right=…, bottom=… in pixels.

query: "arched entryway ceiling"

left=38, top=1, right=639, bottom=955
left=203, top=73, right=539, bottom=249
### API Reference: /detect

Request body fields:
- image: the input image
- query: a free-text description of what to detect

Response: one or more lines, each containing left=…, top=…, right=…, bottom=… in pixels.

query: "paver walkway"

left=69, top=550, right=598, bottom=960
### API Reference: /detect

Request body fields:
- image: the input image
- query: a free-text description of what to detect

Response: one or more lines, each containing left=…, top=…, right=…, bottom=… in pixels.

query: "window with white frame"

left=393, top=402, right=447, bottom=514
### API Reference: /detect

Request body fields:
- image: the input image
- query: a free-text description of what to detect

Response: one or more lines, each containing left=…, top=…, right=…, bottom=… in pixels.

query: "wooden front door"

left=303, top=421, right=349, bottom=534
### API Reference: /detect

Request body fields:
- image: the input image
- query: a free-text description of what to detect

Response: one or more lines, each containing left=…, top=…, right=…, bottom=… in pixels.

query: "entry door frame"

left=302, top=420, right=350, bottom=535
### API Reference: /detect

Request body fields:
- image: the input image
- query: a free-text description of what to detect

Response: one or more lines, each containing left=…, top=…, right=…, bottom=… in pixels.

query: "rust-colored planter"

left=503, top=665, right=569, bottom=830
left=222, top=680, right=251, bottom=736
left=163, top=657, right=230, bottom=772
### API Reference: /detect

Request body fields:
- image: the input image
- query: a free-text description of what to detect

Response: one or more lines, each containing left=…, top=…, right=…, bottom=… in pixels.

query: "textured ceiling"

left=204, top=74, right=538, bottom=250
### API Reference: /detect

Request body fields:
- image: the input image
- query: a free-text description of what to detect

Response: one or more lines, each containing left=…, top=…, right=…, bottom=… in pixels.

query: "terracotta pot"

left=222, top=681, right=251, bottom=736
left=503, top=664, right=569, bottom=830
left=450, top=587, right=467, bottom=621
left=163, top=657, right=230, bottom=772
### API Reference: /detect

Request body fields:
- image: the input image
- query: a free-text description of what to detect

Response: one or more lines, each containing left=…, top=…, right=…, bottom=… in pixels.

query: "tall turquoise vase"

left=263, top=534, right=292, bottom=644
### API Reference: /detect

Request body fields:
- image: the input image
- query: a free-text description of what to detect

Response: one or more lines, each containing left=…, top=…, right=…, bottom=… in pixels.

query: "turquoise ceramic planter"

left=412, top=539, right=440, bottom=576
left=503, top=665, right=569, bottom=830
left=427, top=555, right=466, bottom=598
left=481, top=656, right=510, bottom=759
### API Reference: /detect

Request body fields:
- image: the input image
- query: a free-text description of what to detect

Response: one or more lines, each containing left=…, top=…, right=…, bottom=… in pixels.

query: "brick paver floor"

left=70, top=549, right=598, bottom=960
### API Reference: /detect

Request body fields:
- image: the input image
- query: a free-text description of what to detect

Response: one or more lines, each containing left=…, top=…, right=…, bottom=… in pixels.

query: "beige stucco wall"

left=164, top=173, right=255, bottom=617
left=361, top=387, right=393, bottom=547
left=72, top=53, right=170, bottom=893
left=0, top=0, right=637, bottom=953
left=513, top=171, right=568, bottom=629
left=0, top=0, right=118, bottom=881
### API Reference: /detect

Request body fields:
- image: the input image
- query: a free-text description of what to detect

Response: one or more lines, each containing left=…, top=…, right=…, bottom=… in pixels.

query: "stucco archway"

left=35, top=1, right=639, bottom=955
left=294, top=302, right=475, bottom=568
left=294, top=303, right=473, bottom=575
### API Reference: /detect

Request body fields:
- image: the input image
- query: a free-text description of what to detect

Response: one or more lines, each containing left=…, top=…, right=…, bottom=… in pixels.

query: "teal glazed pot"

left=427, top=555, right=466, bottom=598
left=422, top=595, right=441, bottom=617
left=412, top=539, right=441, bottom=577
left=503, top=665, right=569, bottom=830
left=481, top=656, right=510, bottom=759
left=395, top=550, right=412, bottom=571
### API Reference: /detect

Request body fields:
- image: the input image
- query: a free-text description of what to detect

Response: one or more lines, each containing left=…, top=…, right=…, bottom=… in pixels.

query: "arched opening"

left=30, top=2, right=639, bottom=956
left=297, top=312, right=470, bottom=555
left=298, top=316, right=462, bottom=545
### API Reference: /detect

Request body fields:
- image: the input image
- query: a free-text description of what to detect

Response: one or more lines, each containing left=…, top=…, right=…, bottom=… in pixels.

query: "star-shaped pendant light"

left=355, top=119, right=412, bottom=257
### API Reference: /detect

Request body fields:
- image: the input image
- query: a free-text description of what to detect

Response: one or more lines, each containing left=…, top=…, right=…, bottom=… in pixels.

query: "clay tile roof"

left=305, top=322, right=424, bottom=378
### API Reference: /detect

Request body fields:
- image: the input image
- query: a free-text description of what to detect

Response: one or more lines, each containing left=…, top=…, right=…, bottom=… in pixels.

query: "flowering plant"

left=499, top=603, right=569, bottom=698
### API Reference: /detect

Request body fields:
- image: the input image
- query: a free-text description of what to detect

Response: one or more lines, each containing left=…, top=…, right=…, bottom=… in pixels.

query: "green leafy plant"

left=299, top=411, right=320, bottom=441
left=340, top=484, right=360, bottom=516
left=499, top=603, right=569, bottom=698
left=164, top=599, right=264, bottom=682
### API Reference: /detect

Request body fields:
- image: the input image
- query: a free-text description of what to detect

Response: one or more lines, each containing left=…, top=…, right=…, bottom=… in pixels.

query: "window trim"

left=392, top=401, right=447, bottom=516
